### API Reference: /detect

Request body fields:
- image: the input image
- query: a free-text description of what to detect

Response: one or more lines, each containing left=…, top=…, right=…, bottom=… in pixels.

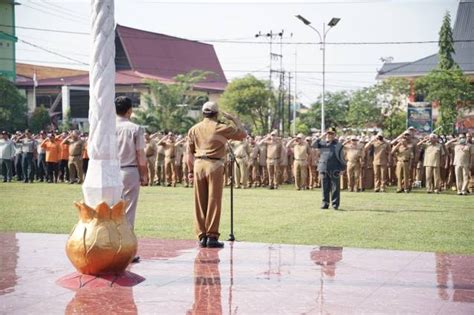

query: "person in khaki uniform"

left=364, top=133, right=390, bottom=192
left=257, top=138, right=268, bottom=187
left=308, top=137, right=320, bottom=189
left=391, top=135, right=413, bottom=193
left=418, top=134, right=445, bottom=193
left=182, top=137, right=193, bottom=188
left=343, top=136, right=364, bottom=192
left=446, top=134, right=473, bottom=195
left=144, top=132, right=157, bottom=186
left=62, top=130, right=84, bottom=184
left=248, top=137, right=260, bottom=188
left=157, top=133, right=183, bottom=187
left=286, top=133, right=310, bottom=190
left=230, top=138, right=251, bottom=189
left=187, top=101, right=246, bottom=248
left=174, top=136, right=185, bottom=184
left=152, top=133, right=165, bottom=185
left=258, top=130, right=282, bottom=189
left=279, top=142, right=289, bottom=185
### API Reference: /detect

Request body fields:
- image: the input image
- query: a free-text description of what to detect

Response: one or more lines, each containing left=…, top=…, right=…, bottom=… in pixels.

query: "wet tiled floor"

left=1, top=232, right=473, bottom=314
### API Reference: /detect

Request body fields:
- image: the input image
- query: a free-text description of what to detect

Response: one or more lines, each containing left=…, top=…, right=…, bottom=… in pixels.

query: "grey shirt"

left=0, top=139, right=15, bottom=159
left=116, top=116, right=145, bottom=167
left=21, top=138, right=37, bottom=154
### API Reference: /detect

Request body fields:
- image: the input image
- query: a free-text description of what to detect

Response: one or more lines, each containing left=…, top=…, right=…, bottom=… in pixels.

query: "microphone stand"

left=227, top=142, right=240, bottom=242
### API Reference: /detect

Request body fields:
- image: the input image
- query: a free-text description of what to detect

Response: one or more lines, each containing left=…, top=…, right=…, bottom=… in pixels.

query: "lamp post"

left=296, top=15, right=340, bottom=133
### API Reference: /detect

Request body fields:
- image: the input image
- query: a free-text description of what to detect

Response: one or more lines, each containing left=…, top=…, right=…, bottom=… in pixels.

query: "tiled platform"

left=1, top=233, right=473, bottom=314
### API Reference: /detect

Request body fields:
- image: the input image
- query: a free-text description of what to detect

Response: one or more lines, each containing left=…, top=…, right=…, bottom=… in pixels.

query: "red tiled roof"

left=116, top=24, right=227, bottom=91
left=16, top=25, right=227, bottom=92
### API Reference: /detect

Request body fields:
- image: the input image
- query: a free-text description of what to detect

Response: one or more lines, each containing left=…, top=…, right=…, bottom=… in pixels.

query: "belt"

left=196, top=156, right=222, bottom=161
left=267, top=157, right=280, bottom=160
left=398, top=160, right=410, bottom=163
left=121, top=165, right=137, bottom=168
left=165, top=156, right=175, bottom=159
left=294, top=158, right=307, bottom=161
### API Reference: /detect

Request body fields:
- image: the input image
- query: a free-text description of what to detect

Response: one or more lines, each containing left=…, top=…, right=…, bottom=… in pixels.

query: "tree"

left=299, top=91, right=351, bottom=131
left=0, top=77, right=28, bottom=132
left=375, top=78, right=411, bottom=137
left=30, top=105, right=51, bottom=133
left=219, top=75, right=275, bottom=134
left=438, top=11, right=455, bottom=71
left=347, top=87, right=381, bottom=130
left=415, top=11, right=474, bottom=134
left=133, top=71, right=209, bottom=134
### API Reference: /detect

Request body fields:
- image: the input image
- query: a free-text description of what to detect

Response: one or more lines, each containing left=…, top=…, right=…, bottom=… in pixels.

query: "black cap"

left=326, top=127, right=336, bottom=134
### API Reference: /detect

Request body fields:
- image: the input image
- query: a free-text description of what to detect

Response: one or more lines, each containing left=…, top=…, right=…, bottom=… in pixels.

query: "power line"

left=3, top=24, right=474, bottom=46
left=21, top=3, right=87, bottom=25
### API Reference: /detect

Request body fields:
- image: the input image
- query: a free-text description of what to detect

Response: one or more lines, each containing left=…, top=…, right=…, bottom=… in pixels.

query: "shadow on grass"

left=336, top=208, right=446, bottom=213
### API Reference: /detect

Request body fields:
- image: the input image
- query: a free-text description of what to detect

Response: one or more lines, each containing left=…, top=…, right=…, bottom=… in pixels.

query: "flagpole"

left=33, top=70, right=37, bottom=110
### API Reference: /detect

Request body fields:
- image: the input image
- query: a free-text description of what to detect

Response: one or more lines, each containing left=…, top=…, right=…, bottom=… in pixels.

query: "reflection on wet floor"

left=1, top=232, right=473, bottom=314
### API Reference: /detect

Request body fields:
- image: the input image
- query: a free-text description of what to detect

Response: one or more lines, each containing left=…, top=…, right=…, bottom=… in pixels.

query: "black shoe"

left=199, top=236, right=208, bottom=248
left=320, top=204, right=329, bottom=209
left=207, top=237, right=224, bottom=248
left=333, top=206, right=339, bottom=210
left=131, top=256, right=140, bottom=263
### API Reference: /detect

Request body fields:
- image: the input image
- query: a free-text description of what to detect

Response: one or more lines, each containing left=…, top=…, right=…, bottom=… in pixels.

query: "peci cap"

left=326, top=127, right=336, bottom=134
left=202, top=101, right=219, bottom=114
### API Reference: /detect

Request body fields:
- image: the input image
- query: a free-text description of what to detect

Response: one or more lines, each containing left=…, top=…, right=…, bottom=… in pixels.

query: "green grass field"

left=0, top=182, right=473, bottom=254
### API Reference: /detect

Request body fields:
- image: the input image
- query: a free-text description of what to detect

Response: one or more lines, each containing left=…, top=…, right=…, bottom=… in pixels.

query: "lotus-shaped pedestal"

left=66, top=200, right=137, bottom=275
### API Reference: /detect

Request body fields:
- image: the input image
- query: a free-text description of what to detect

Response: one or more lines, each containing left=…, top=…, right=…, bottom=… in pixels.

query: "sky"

left=14, top=0, right=460, bottom=106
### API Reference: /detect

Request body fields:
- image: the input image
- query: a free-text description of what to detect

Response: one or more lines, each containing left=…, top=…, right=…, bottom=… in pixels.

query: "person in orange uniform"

left=187, top=101, right=246, bottom=248
left=40, top=133, right=61, bottom=183
left=58, top=132, right=70, bottom=182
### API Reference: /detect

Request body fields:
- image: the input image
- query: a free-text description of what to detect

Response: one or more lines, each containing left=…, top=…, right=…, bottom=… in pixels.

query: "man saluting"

left=187, top=101, right=247, bottom=248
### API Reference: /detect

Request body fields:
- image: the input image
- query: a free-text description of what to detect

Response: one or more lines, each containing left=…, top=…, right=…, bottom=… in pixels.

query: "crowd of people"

left=1, top=126, right=473, bottom=195
left=0, top=129, right=88, bottom=184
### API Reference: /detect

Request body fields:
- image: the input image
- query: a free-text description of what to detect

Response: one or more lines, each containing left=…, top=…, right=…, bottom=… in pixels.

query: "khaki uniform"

left=160, top=141, right=177, bottom=186
left=365, top=140, right=390, bottom=191
left=175, top=143, right=184, bottom=184
left=116, top=116, right=145, bottom=229
left=145, top=140, right=157, bottom=186
left=309, top=148, right=320, bottom=188
left=68, top=139, right=84, bottom=183
left=182, top=140, right=193, bottom=187
left=187, top=117, right=246, bottom=240
left=248, top=143, right=260, bottom=187
left=422, top=142, right=445, bottom=193
left=231, top=140, right=251, bottom=188
left=266, top=141, right=282, bottom=188
left=452, top=143, right=473, bottom=193
left=344, top=143, right=364, bottom=192
left=292, top=142, right=310, bottom=190
left=155, top=144, right=165, bottom=185
left=279, top=145, right=289, bottom=185
left=258, top=144, right=268, bottom=186
left=391, top=143, right=412, bottom=191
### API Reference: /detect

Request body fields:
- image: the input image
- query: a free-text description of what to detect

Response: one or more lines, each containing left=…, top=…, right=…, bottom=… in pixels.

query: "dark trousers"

left=37, top=153, right=47, bottom=180
left=46, top=162, right=59, bottom=183
left=22, top=153, right=34, bottom=182
left=59, top=159, right=69, bottom=181
left=1, top=159, right=13, bottom=181
left=15, top=154, right=23, bottom=180
left=83, top=158, right=89, bottom=175
left=320, top=171, right=341, bottom=208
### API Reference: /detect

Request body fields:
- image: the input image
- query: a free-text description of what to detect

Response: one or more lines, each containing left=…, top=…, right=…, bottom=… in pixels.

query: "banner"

left=407, top=102, right=432, bottom=134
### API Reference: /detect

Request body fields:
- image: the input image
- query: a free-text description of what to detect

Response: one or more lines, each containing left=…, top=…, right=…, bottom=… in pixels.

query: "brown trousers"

left=373, top=164, right=388, bottom=191
left=267, top=159, right=280, bottom=187
left=293, top=161, right=308, bottom=190
left=248, top=161, right=259, bottom=186
left=68, top=157, right=83, bottom=183
left=455, top=165, right=469, bottom=193
left=396, top=161, right=410, bottom=191
left=164, top=158, right=177, bottom=185
left=194, top=159, right=224, bottom=239
left=155, top=160, right=164, bottom=184
left=347, top=162, right=361, bottom=191
left=425, top=166, right=441, bottom=192
left=309, top=165, right=319, bottom=188
left=259, top=164, right=268, bottom=186
left=146, top=156, right=156, bottom=186
left=234, top=157, right=249, bottom=188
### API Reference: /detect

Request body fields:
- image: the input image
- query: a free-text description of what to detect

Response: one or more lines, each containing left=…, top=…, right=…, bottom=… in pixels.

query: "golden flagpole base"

left=66, top=200, right=137, bottom=275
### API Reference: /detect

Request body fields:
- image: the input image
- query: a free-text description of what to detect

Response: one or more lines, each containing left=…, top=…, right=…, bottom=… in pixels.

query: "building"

left=16, top=24, right=227, bottom=129
left=376, top=0, right=474, bottom=132
left=0, top=0, right=18, bottom=81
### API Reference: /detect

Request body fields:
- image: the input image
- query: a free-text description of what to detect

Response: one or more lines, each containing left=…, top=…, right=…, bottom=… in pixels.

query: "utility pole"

left=288, top=72, right=292, bottom=135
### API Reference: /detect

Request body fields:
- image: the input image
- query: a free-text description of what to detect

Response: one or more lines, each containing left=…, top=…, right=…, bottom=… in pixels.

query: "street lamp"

left=296, top=15, right=340, bottom=133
